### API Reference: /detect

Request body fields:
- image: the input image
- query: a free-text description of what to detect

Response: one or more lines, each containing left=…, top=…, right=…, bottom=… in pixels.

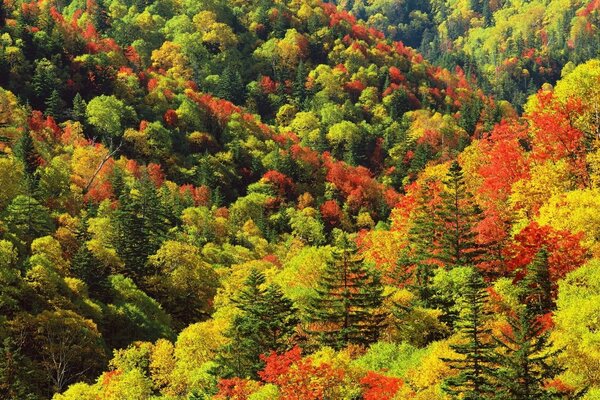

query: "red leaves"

left=360, top=371, right=403, bottom=400
left=259, top=347, right=345, bottom=400
left=263, top=170, right=295, bottom=197
left=259, top=346, right=302, bottom=382
left=526, top=91, right=588, bottom=184
left=479, top=120, right=530, bottom=202
left=505, top=222, right=586, bottom=285
left=147, top=163, right=165, bottom=187
left=389, top=66, right=404, bottom=84
left=163, top=109, right=178, bottom=127
left=260, top=75, right=277, bottom=94
left=344, top=80, right=366, bottom=98
left=320, top=200, right=342, bottom=227
left=215, top=378, right=260, bottom=400
left=324, top=155, right=397, bottom=213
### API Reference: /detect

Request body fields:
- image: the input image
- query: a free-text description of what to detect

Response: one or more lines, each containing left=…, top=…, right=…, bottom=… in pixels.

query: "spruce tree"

left=405, top=178, right=441, bottom=305
left=216, top=66, right=244, bottom=104
left=491, top=261, right=565, bottom=400
left=0, top=337, right=39, bottom=400
left=293, top=61, right=308, bottom=107
left=442, top=269, right=497, bottom=399
left=71, top=93, right=87, bottom=122
left=522, top=249, right=554, bottom=315
left=114, top=176, right=169, bottom=284
left=218, top=269, right=298, bottom=379
left=72, top=215, right=111, bottom=302
left=44, top=89, right=64, bottom=120
left=437, top=161, right=482, bottom=268
left=16, top=130, right=40, bottom=191
left=308, top=231, right=386, bottom=350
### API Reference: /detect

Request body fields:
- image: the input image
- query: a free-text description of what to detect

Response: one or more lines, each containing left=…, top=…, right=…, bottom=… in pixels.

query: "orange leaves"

left=215, top=378, right=262, bottom=400
left=526, top=91, right=588, bottom=185
left=258, top=347, right=345, bottom=400
left=163, top=109, right=178, bottom=127
left=479, top=120, right=530, bottom=202
left=263, top=170, right=295, bottom=198
left=505, top=222, right=587, bottom=285
left=360, top=371, right=403, bottom=400
left=320, top=200, right=342, bottom=228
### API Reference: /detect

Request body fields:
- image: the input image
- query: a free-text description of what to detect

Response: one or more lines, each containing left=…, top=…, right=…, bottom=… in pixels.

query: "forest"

left=0, top=0, right=599, bottom=399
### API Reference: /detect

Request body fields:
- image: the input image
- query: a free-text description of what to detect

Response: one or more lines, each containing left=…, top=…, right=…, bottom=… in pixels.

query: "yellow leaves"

left=149, top=339, right=176, bottom=393
left=404, top=340, right=455, bottom=396
left=151, top=41, right=193, bottom=81
left=509, top=159, right=571, bottom=231
left=537, top=188, right=600, bottom=257
left=192, top=11, right=238, bottom=51
left=0, top=156, right=24, bottom=208
left=552, top=260, right=600, bottom=390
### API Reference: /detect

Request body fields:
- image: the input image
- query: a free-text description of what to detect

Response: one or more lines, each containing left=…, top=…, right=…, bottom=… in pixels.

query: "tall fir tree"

left=218, top=269, right=298, bottom=379
left=216, top=65, right=245, bottom=104
left=71, top=214, right=111, bottom=302
left=442, top=269, right=497, bottom=399
left=491, top=259, right=566, bottom=400
left=292, top=61, right=308, bottom=107
left=114, top=176, right=169, bottom=284
left=16, top=130, right=40, bottom=192
left=0, top=337, right=39, bottom=400
left=44, top=90, right=64, bottom=120
left=71, top=93, right=87, bottom=123
left=437, top=161, right=482, bottom=268
left=405, top=178, right=441, bottom=305
left=521, top=249, right=554, bottom=315
left=307, top=231, right=386, bottom=350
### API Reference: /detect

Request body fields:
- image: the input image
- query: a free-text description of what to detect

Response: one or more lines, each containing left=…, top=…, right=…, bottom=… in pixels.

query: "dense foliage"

left=0, top=0, right=598, bottom=398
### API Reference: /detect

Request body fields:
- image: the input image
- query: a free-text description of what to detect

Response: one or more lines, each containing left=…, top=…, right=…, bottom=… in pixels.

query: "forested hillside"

left=0, top=0, right=599, bottom=399
left=343, top=0, right=600, bottom=106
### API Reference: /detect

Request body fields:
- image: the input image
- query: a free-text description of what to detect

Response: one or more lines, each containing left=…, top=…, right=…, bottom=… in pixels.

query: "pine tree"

left=0, top=337, right=39, bottom=400
left=72, top=216, right=111, bottom=302
left=405, top=178, right=441, bottom=305
left=5, top=195, right=53, bottom=255
left=437, top=161, right=482, bottom=268
left=293, top=61, right=308, bottom=107
left=44, top=89, right=64, bottom=120
left=16, top=130, right=40, bottom=191
left=216, top=66, right=245, bottom=104
left=0, top=1, right=6, bottom=29
left=522, top=249, right=555, bottom=315
left=71, top=93, right=87, bottom=122
left=442, top=269, right=497, bottom=399
left=218, top=269, right=298, bottom=379
left=114, top=176, right=169, bottom=284
left=491, top=263, right=565, bottom=400
left=308, top=231, right=386, bottom=350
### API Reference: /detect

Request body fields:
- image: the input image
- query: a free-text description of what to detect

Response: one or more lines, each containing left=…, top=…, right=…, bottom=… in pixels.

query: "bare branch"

left=83, top=138, right=122, bottom=195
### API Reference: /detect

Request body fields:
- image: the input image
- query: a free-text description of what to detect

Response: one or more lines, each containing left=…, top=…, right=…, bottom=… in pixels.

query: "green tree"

left=4, top=195, right=53, bottom=254
left=216, top=65, right=244, bottom=104
left=86, top=95, right=135, bottom=138
left=307, top=231, right=386, bottom=350
left=0, top=337, right=40, bottom=400
left=72, top=217, right=111, bottom=302
left=45, top=90, right=65, bottom=120
left=218, top=269, right=298, bottom=379
left=70, top=93, right=87, bottom=122
left=437, top=161, right=482, bottom=267
left=491, top=265, right=565, bottom=399
left=114, top=177, right=169, bottom=283
left=15, top=130, right=40, bottom=190
left=442, top=268, right=496, bottom=399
